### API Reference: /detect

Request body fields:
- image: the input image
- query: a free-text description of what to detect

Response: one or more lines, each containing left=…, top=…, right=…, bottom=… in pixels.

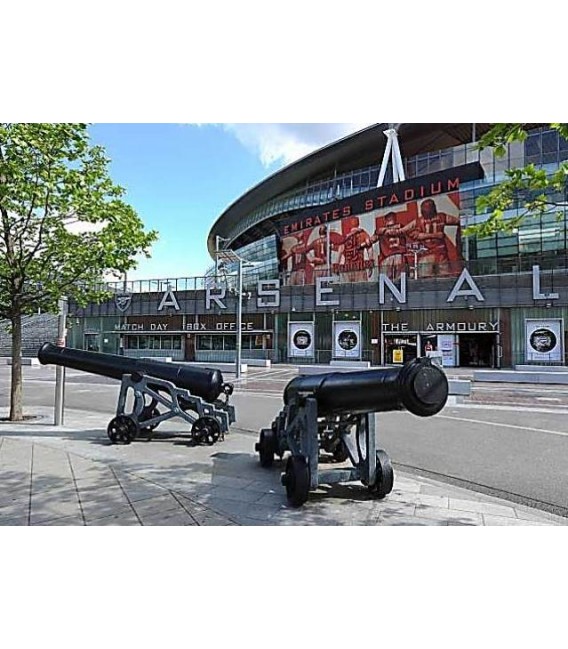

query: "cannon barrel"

left=38, top=342, right=228, bottom=404
left=284, top=358, right=448, bottom=417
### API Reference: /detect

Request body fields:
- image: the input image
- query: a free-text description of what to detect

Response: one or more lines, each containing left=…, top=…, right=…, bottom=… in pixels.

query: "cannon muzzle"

left=284, top=358, right=448, bottom=417
left=38, top=342, right=229, bottom=404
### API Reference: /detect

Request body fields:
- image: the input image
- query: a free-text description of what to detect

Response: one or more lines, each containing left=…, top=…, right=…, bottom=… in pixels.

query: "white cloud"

left=221, top=123, right=375, bottom=168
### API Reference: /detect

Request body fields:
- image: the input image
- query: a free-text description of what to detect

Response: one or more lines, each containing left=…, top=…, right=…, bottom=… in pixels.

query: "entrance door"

left=459, top=334, right=495, bottom=368
left=384, top=335, right=418, bottom=365
left=84, top=333, right=100, bottom=352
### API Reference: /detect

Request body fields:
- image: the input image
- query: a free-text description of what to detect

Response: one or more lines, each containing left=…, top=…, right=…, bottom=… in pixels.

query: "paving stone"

left=30, top=497, right=82, bottom=525
left=0, top=489, right=30, bottom=508
left=207, top=485, right=265, bottom=504
left=209, top=475, right=256, bottom=490
left=449, top=498, right=517, bottom=518
left=127, top=493, right=181, bottom=516
left=413, top=504, right=483, bottom=525
left=372, top=502, right=417, bottom=519
left=254, top=492, right=288, bottom=507
left=137, top=509, right=198, bottom=526
left=483, top=514, right=553, bottom=526
left=513, top=508, right=568, bottom=525
left=0, top=502, right=29, bottom=522
left=80, top=492, right=133, bottom=521
left=389, top=492, right=450, bottom=508
left=34, top=515, right=85, bottom=526
left=118, top=483, right=169, bottom=503
left=378, top=515, right=449, bottom=526
left=73, top=473, right=121, bottom=489
left=196, top=496, right=279, bottom=523
left=0, top=515, right=30, bottom=526
left=31, top=480, right=76, bottom=497
left=87, top=510, right=141, bottom=526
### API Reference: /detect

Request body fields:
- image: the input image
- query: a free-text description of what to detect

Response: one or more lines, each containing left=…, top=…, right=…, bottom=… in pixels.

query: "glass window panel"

left=212, top=336, right=223, bottom=350
left=525, top=132, right=542, bottom=165
left=197, top=335, right=212, bottom=351
left=161, top=337, right=172, bottom=350
left=224, top=336, right=236, bottom=350
left=542, top=130, right=558, bottom=164
left=172, top=337, right=181, bottom=350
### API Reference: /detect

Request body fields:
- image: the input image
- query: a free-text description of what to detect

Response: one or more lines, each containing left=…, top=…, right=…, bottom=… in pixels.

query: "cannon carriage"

left=255, top=358, right=448, bottom=507
left=38, top=343, right=236, bottom=446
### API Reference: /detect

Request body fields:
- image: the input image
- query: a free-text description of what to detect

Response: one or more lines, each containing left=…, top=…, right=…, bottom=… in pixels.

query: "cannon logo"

left=115, top=292, right=132, bottom=313
left=529, top=328, right=557, bottom=354
left=293, top=330, right=312, bottom=350
left=337, top=329, right=358, bottom=351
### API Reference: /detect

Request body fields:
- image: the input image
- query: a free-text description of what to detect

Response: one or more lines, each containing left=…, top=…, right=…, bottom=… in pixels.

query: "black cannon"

left=255, top=358, right=448, bottom=507
left=38, top=343, right=236, bottom=446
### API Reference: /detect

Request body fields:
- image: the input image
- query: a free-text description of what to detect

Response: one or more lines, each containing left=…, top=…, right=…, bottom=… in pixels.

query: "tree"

left=465, top=123, right=568, bottom=238
left=0, top=123, right=158, bottom=421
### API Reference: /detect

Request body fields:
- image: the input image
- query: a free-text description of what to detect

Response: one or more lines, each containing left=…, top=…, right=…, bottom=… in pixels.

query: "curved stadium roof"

left=207, top=123, right=536, bottom=258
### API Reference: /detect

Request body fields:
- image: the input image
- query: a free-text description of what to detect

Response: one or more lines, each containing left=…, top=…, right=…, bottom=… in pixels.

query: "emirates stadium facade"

left=69, top=123, right=568, bottom=369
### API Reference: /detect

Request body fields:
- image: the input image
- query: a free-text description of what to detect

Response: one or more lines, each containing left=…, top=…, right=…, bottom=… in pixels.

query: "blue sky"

left=88, top=123, right=372, bottom=280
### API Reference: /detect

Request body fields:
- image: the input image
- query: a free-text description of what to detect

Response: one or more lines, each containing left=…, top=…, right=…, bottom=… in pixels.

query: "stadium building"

left=68, top=123, right=568, bottom=369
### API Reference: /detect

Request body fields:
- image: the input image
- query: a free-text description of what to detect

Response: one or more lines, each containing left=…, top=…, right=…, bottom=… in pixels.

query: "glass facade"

left=222, top=126, right=568, bottom=283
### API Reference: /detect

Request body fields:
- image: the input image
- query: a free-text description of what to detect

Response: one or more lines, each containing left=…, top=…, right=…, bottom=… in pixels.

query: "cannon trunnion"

left=38, top=343, right=236, bottom=447
left=256, top=358, right=448, bottom=507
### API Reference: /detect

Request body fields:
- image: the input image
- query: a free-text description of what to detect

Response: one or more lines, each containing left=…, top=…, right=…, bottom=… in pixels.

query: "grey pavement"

left=1, top=406, right=566, bottom=526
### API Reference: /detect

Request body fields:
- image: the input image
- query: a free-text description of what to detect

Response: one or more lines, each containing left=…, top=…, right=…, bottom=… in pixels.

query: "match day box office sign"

left=187, top=314, right=273, bottom=332
left=525, top=319, right=564, bottom=363
left=114, top=315, right=183, bottom=332
left=114, top=314, right=273, bottom=333
left=289, top=322, right=315, bottom=357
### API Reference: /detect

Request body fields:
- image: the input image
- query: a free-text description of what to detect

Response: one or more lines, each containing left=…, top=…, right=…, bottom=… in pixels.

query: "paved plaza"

left=1, top=404, right=566, bottom=526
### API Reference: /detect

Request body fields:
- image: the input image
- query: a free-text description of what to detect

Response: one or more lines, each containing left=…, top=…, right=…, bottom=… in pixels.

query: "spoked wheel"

left=107, top=415, right=139, bottom=445
left=281, top=455, right=310, bottom=507
left=192, top=416, right=221, bottom=446
left=255, top=428, right=277, bottom=468
left=369, top=449, right=394, bottom=499
left=332, top=439, right=350, bottom=463
left=139, top=406, right=160, bottom=432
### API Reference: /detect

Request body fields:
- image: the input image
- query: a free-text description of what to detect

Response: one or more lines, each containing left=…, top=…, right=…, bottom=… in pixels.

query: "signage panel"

left=525, top=319, right=563, bottom=363
left=333, top=321, right=361, bottom=358
left=289, top=322, right=315, bottom=358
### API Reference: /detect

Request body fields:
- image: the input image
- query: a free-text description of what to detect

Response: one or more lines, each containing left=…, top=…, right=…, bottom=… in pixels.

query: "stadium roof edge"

left=206, top=123, right=541, bottom=258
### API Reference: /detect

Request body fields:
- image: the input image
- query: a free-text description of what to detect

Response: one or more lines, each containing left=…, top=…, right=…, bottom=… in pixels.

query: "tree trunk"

left=10, top=311, right=23, bottom=421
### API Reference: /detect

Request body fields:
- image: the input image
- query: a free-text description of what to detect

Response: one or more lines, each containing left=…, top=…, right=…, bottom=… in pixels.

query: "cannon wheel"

left=282, top=455, right=310, bottom=507
left=192, top=416, right=221, bottom=446
left=107, top=415, right=139, bottom=445
left=370, top=449, right=394, bottom=499
left=140, top=406, right=161, bottom=432
left=332, top=439, right=349, bottom=463
left=255, top=428, right=277, bottom=468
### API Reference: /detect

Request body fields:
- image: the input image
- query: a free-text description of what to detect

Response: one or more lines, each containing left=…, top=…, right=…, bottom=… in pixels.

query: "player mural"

left=279, top=192, right=463, bottom=285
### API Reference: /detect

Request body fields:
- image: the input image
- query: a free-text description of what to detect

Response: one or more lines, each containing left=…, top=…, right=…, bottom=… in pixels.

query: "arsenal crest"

left=115, top=292, right=132, bottom=312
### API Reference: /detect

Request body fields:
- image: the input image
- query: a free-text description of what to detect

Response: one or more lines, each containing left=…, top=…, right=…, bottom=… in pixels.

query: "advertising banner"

left=333, top=321, right=361, bottom=359
left=289, top=322, right=315, bottom=358
left=525, top=319, right=563, bottom=363
left=437, top=334, right=457, bottom=368
left=279, top=191, right=463, bottom=285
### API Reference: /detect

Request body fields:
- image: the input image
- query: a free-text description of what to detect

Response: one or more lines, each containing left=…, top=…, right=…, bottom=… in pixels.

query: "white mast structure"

left=377, top=123, right=405, bottom=187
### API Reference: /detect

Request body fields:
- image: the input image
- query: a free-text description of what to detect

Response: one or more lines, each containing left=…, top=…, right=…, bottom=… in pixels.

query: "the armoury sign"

left=110, top=265, right=561, bottom=313
left=382, top=322, right=500, bottom=333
